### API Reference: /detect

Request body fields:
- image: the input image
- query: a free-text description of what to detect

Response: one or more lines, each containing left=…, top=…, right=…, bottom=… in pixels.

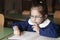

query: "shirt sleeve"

left=12, top=21, right=28, bottom=31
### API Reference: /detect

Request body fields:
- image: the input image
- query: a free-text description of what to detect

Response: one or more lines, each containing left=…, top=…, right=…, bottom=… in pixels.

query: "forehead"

left=31, top=8, right=42, bottom=16
left=31, top=6, right=43, bottom=12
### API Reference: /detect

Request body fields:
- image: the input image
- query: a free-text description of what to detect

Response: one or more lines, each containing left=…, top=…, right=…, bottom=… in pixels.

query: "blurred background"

left=0, top=0, right=60, bottom=27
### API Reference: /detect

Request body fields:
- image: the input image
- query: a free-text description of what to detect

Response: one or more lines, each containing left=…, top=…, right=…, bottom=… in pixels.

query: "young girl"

left=12, top=4, right=59, bottom=38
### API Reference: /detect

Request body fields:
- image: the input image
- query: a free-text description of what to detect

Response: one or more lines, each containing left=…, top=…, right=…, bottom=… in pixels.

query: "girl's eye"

left=36, top=16, right=40, bottom=18
left=35, top=16, right=42, bottom=18
left=30, top=15, right=42, bottom=18
left=30, top=16, right=33, bottom=18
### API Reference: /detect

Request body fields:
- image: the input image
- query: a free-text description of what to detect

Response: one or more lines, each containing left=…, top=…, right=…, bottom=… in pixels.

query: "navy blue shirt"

left=12, top=19, right=59, bottom=38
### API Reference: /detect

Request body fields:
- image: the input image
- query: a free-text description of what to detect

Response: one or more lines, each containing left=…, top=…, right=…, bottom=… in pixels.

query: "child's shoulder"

left=49, top=21, right=58, bottom=27
left=47, top=21, right=59, bottom=29
left=41, top=19, right=59, bottom=28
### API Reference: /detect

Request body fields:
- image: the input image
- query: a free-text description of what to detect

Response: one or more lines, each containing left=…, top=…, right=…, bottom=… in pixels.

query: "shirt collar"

left=28, top=19, right=51, bottom=28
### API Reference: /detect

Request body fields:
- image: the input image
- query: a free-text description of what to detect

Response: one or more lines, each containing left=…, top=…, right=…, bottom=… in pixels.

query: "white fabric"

left=28, top=19, right=51, bottom=28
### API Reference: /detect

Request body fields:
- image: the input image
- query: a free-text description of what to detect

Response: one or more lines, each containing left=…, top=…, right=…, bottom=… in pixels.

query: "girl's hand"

left=13, top=26, right=22, bottom=36
left=32, top=23, right=39, bottom=33
left=14, top=29, right=21, bottom=36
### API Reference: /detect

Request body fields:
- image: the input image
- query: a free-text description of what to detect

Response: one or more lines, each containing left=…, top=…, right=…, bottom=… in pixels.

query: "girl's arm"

left=12, top=21, right=28, bottom=35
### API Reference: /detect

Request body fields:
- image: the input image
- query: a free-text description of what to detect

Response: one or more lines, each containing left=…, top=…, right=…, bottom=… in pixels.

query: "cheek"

left=30, top=18, right=35, bottom=22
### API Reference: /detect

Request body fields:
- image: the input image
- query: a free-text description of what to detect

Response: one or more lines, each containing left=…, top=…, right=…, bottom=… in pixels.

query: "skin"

left=30, top=8, right=44, bottom=24
left=13, top=26, right=21, bottom=36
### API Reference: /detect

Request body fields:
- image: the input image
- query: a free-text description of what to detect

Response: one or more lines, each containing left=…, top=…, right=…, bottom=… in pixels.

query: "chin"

left=37, top=22, right=42, bottom=24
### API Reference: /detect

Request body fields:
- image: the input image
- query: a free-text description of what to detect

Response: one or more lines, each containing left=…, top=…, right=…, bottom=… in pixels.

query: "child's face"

left=30, top=9, right=44, bottom=24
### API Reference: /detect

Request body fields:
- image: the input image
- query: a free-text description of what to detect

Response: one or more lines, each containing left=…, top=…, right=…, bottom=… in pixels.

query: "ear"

left=44, top=14, right=48, bottom=19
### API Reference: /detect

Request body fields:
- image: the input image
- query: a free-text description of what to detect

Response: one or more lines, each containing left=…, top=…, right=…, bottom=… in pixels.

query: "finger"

left=32, top=25, right=38, bottom=28
left=32, top=26, right=35, bottom=28
left=33, top=27, right=36, bottom=31
left=32, top=25, right=37, bottom=28
left=33, top=23, right=38, bottom=27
